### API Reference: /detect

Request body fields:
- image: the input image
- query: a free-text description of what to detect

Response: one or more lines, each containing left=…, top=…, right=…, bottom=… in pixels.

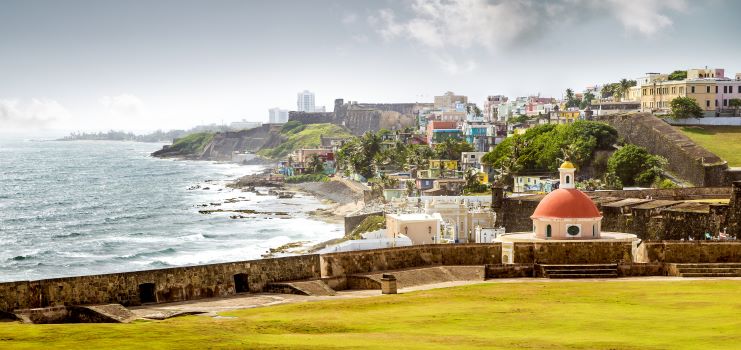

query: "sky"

left=1, top=0, right=740, bottom=136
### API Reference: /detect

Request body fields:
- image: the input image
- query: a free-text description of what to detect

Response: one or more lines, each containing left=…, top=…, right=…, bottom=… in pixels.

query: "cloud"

left=431, top=54, right=477, bottom=74
left=607, top=0, right=688, bottom=35
left=99, top=94, right=145, bottom=117
left=0, top=98, right=71, bottom=129
left=369, top=0, right=688, bottom=72
left=341, top=12, right=358, bottom=24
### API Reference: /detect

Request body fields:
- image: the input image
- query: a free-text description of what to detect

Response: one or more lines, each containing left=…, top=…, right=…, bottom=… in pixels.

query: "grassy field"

left=1, top=281, right=740, bottom=349
left=678, top=125, right=741, bottom=166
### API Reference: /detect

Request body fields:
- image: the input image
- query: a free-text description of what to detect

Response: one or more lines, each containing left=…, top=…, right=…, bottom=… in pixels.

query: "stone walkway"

left=129, top=276, right=741, bottom=319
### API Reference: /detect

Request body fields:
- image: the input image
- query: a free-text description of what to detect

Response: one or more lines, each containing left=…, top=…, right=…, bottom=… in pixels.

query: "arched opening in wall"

left=565, top=175, right=570, bottom=184
left=139, top=283, right=157, bottom=304
left=233, top=273, right=249, bottom=293
left=546, top=224, right=552, bottom=238
left=593, top=224, right=596, bottom=237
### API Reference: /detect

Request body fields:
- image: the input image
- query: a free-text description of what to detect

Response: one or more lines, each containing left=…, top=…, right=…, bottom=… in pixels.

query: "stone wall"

left=598, top=113, right=729, bottom=186
left=637, top=241, right=741, bottom=263
left=512, top=242, right=633, bottom=264
left=320, top=244, right=502, bottom=277
left=587, top=187, right=731, bottom=200
left=0, top=255, right=319, bottom=313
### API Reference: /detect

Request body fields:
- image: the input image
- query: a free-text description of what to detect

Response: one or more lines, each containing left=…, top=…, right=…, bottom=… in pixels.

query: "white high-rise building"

left=297, top=90, right=316, bottom=112
left=268, top=108, right=288, bottom=123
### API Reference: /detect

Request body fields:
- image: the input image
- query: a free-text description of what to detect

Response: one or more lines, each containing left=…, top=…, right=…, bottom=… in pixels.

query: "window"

left=691, top=86, right=695, bottom=93
left=643, top=88, right=647, bottom=95
left=724, top=99, right=728, bottom=107
left=672, top=87, right=676, bottom=94
left=567, top=225, right=580, bottom=236
left=716, top=100, right=718, bottom=107
left=738, top=86, right=741, bottom=93
left=565, top=175, right=570, bottom=184
left=707, top=100, right=711, bottom=107
left=724, top=86, right=728, bottom=93
left=715, top=86, right=718, bottom=93
left=546, top=224, right=552, bottom=238
left=593, top=224, right=596, bottom=237
left=680, top=87, right=684, bottom=94
left=707, top=86, right=711, bottom=93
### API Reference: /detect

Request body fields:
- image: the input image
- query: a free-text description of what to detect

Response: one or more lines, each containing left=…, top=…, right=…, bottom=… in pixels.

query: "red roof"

left=531, top=189, right=601, bottom=219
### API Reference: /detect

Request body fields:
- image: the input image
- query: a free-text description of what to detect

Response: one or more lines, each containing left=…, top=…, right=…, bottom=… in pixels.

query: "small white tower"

left=559, top=161, right=576, bottom=189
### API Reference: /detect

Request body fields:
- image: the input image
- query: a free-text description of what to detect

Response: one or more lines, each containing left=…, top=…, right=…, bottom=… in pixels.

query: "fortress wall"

left=599, top=113, right=729, bottom=186
left=344, top=211, right=384, bottom=235
left=638, top=241, right=741, bottom=263
left=0, top=255, right=319, bottom=313
left=512, top=242, right=633, bottom=264
left=319, top=244, right=501, bottom=277
left=587, top=187, right=731, bottom=200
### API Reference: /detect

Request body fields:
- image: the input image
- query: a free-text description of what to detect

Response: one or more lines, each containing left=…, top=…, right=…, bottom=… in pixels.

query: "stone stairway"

left=539, top=264, right=619, bottom=279
left=670, top=263, right=741, bottom=277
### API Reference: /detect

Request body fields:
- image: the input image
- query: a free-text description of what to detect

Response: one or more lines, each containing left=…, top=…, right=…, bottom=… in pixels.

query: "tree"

left=729, top=99, right=741, bottom=116
left=607, top=144, right=667, bottom=187
left=565, top=88, right=580, bottom=108
left=580, top=91, right=595, bottom=109
left=668, top=70, right=687, bottom=81
left=307, top=154, right=324, bottom=174
left=463, top=169, right=489, bottom=194
left=434, top=138, right=474, bottom=161
left=669, top=97, right=703, bottom=119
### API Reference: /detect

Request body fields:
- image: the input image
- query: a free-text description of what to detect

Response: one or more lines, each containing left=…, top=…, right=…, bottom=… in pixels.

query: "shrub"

left=284, top=174, right=329, bottom=183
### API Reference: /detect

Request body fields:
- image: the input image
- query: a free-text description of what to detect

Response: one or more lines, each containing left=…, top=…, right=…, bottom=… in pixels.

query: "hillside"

left=257, top=122, right=353, bottom=159
left=150, top=132, right=214, bottom=158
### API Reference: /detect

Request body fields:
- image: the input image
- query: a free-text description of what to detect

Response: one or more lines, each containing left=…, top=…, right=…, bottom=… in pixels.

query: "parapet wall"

left=320, top=244, right=502, bottom=277
left=588, top=187, right=731, bottom=200
left=637, top=241, right=741, bottom=263
left=0, top=255, right=319, bottom=313
left=598, top=113, right=729, bottom=186
left=512, top=242, right=633, bottom=264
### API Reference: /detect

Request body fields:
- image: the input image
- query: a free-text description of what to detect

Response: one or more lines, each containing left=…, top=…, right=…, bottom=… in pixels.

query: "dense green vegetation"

left=607, top=144, right=668, bottom=187
left=668, top=70, right=688, bottom=81
left=482, top=121, right=618, bottom=184
left=679, top=126, right=741, bottom=166
left=336, top=130, right=447, bottom=179
left=1, top=281, right=739, bottom=349
left=670, top=96, right=704, bottom=119
left=167, top=132, right=214, bottom=154
left=284, top=174, right=329, bottom=183
left=348, top=214, right=386, bottom=239
left=258, top=123, right=352, bottom=159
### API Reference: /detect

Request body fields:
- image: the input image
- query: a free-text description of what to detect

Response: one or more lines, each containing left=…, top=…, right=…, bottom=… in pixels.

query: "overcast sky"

left=2, top=0, right=740, bottom=136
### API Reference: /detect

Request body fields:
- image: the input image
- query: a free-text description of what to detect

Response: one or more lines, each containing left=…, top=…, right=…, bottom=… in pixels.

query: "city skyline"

left=2, top=0, right=741, bottom=136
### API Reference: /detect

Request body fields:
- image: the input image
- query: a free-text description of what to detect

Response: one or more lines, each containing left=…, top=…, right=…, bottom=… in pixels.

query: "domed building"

left=495, top=160, right=638, bottom=263
left=530, top=161, right=602, bottom=240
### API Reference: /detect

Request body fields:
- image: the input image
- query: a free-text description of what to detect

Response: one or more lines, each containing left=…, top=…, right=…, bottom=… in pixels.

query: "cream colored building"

left=640, top=79, right=717, bottom=113
left=385, top=213, right=443, bottom=245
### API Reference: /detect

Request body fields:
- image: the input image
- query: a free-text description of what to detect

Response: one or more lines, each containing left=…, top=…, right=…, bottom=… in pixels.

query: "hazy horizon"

left=2, top=0, right=740, bottom=136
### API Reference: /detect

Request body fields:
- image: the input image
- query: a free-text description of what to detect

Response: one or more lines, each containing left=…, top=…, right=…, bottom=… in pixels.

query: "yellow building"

left=640, top=79, right=717, bottom=113
left=429, top=159, right=458, bottom=171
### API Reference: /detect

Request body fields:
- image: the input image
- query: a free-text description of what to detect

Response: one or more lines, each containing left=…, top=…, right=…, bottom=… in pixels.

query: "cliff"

left=151, top=122, right=351, bottom=161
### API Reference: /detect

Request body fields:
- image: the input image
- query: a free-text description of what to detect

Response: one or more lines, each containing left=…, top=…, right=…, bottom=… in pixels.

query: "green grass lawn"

left=678, top=125, right=741, bottom=166
left=1, top=281, right=740, bottom=349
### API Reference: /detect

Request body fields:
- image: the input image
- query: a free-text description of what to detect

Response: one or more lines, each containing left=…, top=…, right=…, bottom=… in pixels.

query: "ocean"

left=0, top=139, right=342, bottom=282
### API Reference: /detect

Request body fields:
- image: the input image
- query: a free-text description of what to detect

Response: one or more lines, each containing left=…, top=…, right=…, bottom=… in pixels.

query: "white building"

left=297, top=90, right=316, bottom=112
left=268, top=108, right=288, bottom=123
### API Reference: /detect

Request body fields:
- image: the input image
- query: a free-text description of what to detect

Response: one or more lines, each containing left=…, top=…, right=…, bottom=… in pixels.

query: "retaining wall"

left=320, top=244, right=502, bottom=277
left=512, top=242, right=633, bottom=264
left=637, top=241, right=741, bottom=263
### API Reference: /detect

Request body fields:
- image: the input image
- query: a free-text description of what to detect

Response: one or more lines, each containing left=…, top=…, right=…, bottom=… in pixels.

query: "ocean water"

left=0, top=140, right=342, bottom=282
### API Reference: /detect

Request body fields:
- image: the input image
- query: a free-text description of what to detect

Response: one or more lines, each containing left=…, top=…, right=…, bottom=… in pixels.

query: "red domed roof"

left=531, top=188, right=601, bottom=219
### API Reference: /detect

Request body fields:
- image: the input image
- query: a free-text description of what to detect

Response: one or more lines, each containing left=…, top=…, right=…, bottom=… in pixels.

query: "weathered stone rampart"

left=0, top=255, right=319, bottom=313
left=637, top=241, right=741, bottom=263
left=598, top=113, right=729, bottom=186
